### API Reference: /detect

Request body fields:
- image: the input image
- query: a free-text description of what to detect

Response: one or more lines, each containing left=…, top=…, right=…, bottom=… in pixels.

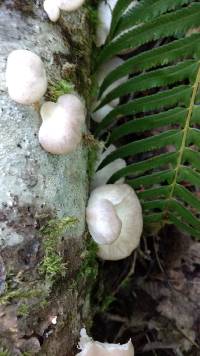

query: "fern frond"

left=99, top=34, right=200, bottom=96
left=98, top=60, right=197, bottom=108
left=97, top=4, right=200, bottom=66
left=94, top=0, right=200, bottom=238
left=113, top=0, right=193, bottom=38
left=95, top=86, right=191, bottom=135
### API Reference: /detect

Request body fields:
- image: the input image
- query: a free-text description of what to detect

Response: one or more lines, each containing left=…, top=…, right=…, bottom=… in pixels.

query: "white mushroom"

left=43, top=0, right=60, bottom=22
left=91, top=57, right=128, bottom=123
left=57, top=0, right=85, bottom=11
left=6, top=50, right=47, bottom=105
left=91, top=104, right=113, bottom=124
left=39, top=94, right=85, bottom=155
left=76, top=328, right=134, bottom=356
left=96, top=0, right=118, bottom=47
left=91, top=145, right=126, bottom=190
left=86, top=184, right=143, bottom=260
left=58, top=94, right=85, bottom=123
left=97, top=57, right=128, bottom=107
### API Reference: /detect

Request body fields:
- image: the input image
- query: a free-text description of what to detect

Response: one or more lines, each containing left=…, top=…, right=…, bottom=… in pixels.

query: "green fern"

left=94, top=0, right=200, bottom=237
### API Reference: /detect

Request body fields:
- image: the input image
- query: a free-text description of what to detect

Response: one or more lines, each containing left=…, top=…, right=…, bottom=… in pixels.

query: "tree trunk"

left=0, top=1, right=92, bottom=354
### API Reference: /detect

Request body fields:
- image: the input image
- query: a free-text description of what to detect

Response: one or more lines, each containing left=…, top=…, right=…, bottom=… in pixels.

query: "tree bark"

left=0, top=1, right=92, bottom=354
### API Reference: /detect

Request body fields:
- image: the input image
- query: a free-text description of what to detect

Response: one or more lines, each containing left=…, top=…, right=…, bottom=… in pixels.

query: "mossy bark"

left=0, top=1, right=93, bottom=354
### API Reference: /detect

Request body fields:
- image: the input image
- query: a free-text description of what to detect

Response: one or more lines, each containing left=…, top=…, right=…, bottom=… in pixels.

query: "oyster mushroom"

left=86, top=184, right=143, bottom=260
left=6, top=49, right=47, bottom=105
left=39, top=94, right=85, bottom=155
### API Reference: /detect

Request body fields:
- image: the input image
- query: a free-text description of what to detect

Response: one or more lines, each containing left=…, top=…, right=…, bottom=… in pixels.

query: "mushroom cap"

left=43, top=0, right=60, bottom=22
left=57, top=94, right=85, bottom=124
left=97, top=57, right=128, bottom=107
left=86, top=198, right=122, bottom=245
left=76, top=329, right=134, bottom=356
left=57, top=0, right=85, bottom=11
left=39, top=101, right=82, bottom=155
left=91, top=145, right=126, bottom=190
left=6, top=49, right=47, bottom=105
left=96, top=0, right=118, bottom=47
left=86, top=184, right=143, bottom=260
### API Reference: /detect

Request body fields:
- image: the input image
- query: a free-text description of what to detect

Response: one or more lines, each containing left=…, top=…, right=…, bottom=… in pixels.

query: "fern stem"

left=165, top=62, right=200, bottom=219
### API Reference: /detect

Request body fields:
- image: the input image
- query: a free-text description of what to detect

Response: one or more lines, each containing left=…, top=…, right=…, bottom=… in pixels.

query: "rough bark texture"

left=0, top=1, right=92, bottom=354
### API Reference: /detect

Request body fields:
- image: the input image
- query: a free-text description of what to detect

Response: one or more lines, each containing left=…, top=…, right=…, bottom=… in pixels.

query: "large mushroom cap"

left=87, top=198, right=122, bottom=245
left=57, top=0, right=85, bottom=11
left=76, top=329, right=134, bottom=355
left=86, top=184, right=143, bottom=260
left=6, top=49, right=47, bottom=105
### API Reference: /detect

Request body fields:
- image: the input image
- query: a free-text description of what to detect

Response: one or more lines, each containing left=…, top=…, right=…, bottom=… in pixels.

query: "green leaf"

left=97, top=4, right=200, bottom=66
left=115, top=0, right=193, bottom=37
left=99, top=34, right=200, bottom=96
left=95, top=86, right=191, bottom=136
left=128, top=170, right=174, bottom=189
left=108, top=152, right=178, bottom=183
left=98, top=61, right=197, bottom=108
left=109, top=0, right=133, bottom=39
left=99, top=130, right=181, bottom=169
left=110, top=108, right=186, bottom=142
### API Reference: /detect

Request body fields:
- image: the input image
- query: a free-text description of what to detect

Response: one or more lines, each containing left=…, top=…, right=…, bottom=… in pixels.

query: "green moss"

left=100, top=295, right=116, bottom=312
left=17, top=303, right=30, bottom=317
left=83, top=134, right=102, bottom=179
left=48, top=79, right=75, bottom=102
left=0, top=349, right=10, bottom=356
left=0, top=288, right=44, bottom=306
left=84, top=3, right=99, bottom=28
left=78, top=235, right=99, bottom=284
left=39, top=216, right=78, bottom=284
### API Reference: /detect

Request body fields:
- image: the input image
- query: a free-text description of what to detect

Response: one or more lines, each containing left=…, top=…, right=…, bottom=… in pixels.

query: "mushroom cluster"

left=86, top=184, right=143, bottom=260
left=6, top=49, right=47, bottom=105
left=76, top=328, right=134, bottom=356
left=43, top=0, right=85, bottom=22
left=39, top=94, right=86, bottom=155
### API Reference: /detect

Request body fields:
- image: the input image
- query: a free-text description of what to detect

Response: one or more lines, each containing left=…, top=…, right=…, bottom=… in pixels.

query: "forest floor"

left=91, top=225, right=200, bottom=356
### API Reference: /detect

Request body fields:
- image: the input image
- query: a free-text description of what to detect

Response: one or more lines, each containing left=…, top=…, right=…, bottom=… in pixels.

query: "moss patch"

left=78, top=235, right=99, bottom=284
left=48, top=79, right=75, bottom=102
left=39, top=216, right=78, bottom=284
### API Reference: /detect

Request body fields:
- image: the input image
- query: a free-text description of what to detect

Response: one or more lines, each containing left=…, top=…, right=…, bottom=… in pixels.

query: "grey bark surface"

left=0, top=1, right=92, bottom=354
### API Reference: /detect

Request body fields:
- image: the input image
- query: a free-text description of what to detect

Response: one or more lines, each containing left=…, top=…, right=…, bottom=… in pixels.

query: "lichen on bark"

left=0, top=1, right=94, bottom=354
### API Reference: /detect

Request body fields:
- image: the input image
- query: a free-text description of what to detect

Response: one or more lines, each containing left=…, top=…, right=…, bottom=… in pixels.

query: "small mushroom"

left=57, top=0, right=85, bottom=11
left=43, top=0, right=60, bottom=22
left=6, top=50, right=47, bottom=105
left=96, top=0, right=118, bottom=47
left=86, top=184, right=143, bottom=260
left=91, top=104, right=113, bottom=124
left=76, top=328, right=134, bottom=355
left=39, top=94, right=85, bottom=155
left=97, top=57, right=128, bottom=107
left=91, top=145, right=126, bottom=190
left=92, top=57, right=128, bottom=123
